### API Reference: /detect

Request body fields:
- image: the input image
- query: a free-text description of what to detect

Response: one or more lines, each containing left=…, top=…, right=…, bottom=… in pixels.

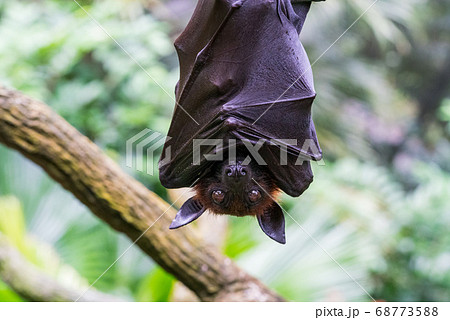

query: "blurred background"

left=0, top=0, right=449, bottom=301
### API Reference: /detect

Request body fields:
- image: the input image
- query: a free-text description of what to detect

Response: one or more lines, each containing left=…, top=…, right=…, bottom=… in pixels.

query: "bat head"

left=194, top=159, right=278, bottom=217
left=169, top=157, right=286, bottom=244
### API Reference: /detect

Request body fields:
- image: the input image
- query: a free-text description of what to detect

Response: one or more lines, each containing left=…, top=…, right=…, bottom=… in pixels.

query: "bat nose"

left=224, top=164, right=248, bottom=178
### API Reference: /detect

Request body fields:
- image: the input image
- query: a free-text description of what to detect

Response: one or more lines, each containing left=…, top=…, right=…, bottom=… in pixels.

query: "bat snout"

left=223, top=163, right=250, bottom=187
left=224, top=164, right=247, bottom=177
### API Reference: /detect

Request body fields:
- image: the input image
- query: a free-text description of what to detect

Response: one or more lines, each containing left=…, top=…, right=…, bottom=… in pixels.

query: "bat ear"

left=257, top=202, right=286, bottom=244
left=169, top=197, right=206, bottom=229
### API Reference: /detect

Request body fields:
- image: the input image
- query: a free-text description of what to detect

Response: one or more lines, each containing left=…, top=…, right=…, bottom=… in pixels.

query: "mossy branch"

left=0, top=85, right=283, bottom=302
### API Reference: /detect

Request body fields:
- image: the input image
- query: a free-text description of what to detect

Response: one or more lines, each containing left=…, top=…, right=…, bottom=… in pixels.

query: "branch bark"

left=0, top=85, right=284, bottom=302
left=0, top=235, right=122, bottom=302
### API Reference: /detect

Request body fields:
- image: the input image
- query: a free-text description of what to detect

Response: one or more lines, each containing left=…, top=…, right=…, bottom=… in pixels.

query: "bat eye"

left=248, top=189, right=261, bottom=203
left=211, top=190, right=225, bottom=204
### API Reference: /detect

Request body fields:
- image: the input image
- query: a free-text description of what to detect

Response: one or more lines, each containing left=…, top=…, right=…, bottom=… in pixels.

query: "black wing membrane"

left=159, top=0, right=322, bottom=197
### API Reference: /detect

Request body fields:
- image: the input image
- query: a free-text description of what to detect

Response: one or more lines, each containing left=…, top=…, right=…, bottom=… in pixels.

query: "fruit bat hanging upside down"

left=158, top=0, right=323, bottom=244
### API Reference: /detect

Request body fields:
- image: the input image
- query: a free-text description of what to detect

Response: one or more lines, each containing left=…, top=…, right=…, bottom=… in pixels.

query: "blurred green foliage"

left=0, top=0, right=449, bottom=302
left=0, top=146, right=161, bottom=301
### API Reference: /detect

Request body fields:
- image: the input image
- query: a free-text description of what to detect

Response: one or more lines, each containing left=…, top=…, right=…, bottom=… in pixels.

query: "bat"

left=159, top=0, right=323, bottom=244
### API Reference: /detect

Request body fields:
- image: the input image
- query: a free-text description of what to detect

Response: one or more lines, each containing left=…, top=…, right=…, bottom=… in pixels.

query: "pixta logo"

left=126, top=130, right=324, bottom=176
left=126, top=129, right=169, bottom=176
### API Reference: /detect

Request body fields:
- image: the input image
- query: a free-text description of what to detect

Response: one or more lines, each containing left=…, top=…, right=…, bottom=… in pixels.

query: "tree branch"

left=0, top=85, right=283, bottom=302
left=0, top=235, right=122, bottom=302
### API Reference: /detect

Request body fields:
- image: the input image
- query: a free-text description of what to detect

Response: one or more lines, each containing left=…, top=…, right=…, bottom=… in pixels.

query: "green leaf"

left=135, top=267, right=175, bottom=302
